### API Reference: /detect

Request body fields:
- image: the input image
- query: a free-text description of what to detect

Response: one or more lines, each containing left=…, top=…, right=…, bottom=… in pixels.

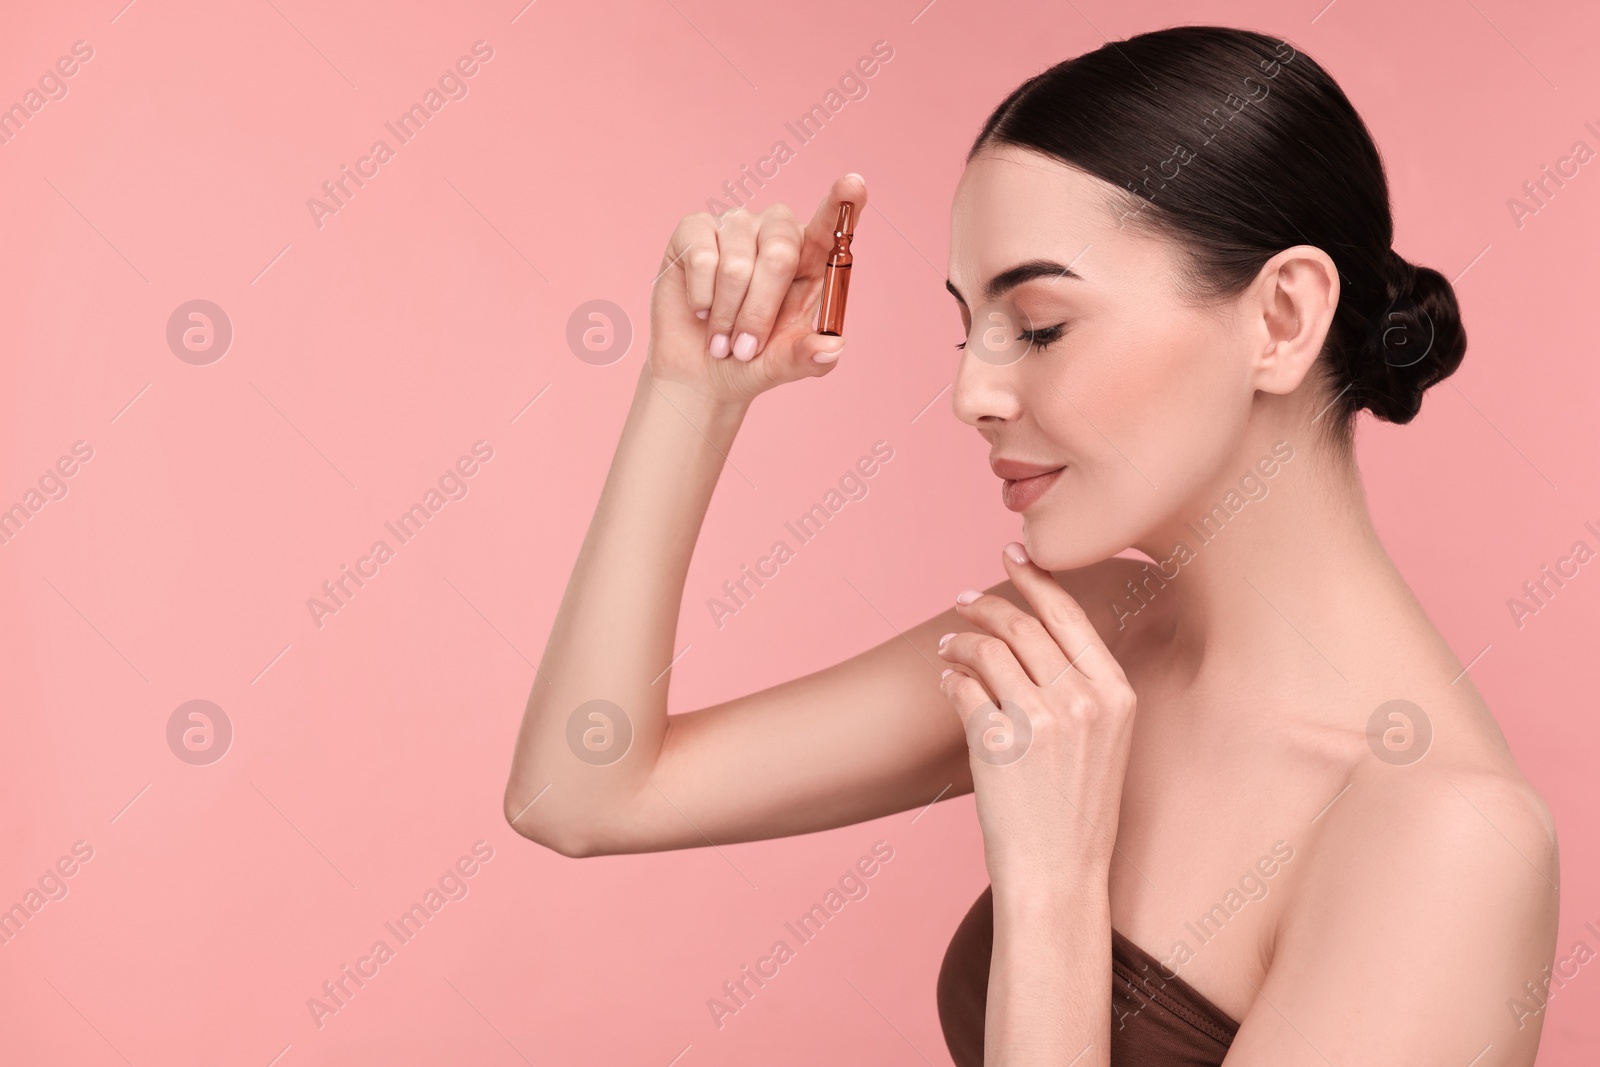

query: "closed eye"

left=955, top=323, right=1069, bottom=352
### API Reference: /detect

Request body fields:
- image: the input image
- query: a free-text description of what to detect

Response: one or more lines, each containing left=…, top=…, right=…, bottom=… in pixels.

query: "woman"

left=504, top=25, right=1559, bottom=1066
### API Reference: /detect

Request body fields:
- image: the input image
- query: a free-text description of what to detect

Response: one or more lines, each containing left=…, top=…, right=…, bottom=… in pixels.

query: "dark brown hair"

left=969, top=25, right=1465, bottom=440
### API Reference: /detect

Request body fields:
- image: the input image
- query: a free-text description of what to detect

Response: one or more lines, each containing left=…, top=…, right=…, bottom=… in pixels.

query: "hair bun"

left=1360, top=249, right=1467, bottom=424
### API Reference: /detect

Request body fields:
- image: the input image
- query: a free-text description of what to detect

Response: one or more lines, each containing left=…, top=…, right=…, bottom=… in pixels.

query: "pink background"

left=2, top=0, right=1596, bottom=1063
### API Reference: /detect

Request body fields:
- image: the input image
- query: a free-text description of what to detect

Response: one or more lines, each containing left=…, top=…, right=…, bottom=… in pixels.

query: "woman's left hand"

left=937, top=542, right=1139, bottom=896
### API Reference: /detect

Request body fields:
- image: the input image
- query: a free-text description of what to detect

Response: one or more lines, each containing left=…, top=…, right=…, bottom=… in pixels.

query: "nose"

left=953, top=350, right=1031, bottom=426
left=951, top=322, right=1026, bottom=427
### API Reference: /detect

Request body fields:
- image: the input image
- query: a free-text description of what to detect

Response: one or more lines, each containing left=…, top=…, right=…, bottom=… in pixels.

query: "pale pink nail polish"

left=938, top=632, right=955, bottom=648
left=710, top=333, right=730, bottom=359
left=1004, top=542, right=1029, bottom=565
left=733, top=332, right=756, bottom=360
left=812, top=344, right=843, bottom=364
left=940, top=668, right=954, bottom=680
left=955, top=589, right=982, bottom=605
left=695, top=309, right=709, bottom=319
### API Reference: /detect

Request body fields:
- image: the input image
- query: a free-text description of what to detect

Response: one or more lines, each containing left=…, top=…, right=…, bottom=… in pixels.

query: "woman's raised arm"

left=503, top=175, right=977, bottom=856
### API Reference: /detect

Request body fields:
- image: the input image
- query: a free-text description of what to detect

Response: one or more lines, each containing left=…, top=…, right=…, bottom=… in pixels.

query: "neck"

left=1124, top=418, right=1409, bottom=697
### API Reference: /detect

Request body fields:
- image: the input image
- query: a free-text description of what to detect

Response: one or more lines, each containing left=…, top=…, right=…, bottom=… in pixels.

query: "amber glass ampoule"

left=818, top=201, right=856, bottom=336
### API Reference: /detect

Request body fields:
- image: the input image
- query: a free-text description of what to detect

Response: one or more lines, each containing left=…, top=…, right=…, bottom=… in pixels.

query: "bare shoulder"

left=1238, top=736, right=1561, bottom=1061
left=1301, top=752, right=1558, bottom=913
left=1298, top=679, right=1559, bottom=901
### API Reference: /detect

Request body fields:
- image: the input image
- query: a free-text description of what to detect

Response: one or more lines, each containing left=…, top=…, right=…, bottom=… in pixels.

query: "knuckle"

left=1044, top=601, right=1087, bottom=633
left=761, top=251, right=800, bottom=281
left=1026, top=702, right=1059, bottom=733
left=940, top=675, right=972, bottom=702
left=971, top=635, right=1009, bottom=666
left=686, top=247, right=718, bottom=273
left=1053, top=689, right=1093, bottom=723
left=998, top=611, right=1040, bottom=642
left=763, top=238, right=801, bottom=269
left=718, top=255, right=755, bottom=282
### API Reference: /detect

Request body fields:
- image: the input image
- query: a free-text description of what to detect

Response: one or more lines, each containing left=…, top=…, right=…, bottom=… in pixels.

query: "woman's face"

left=947, top=144, right=1261, bottom=571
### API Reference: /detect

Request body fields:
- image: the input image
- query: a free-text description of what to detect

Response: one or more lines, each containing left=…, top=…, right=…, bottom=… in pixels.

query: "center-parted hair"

left=969, top=25, right=1465, bottom=437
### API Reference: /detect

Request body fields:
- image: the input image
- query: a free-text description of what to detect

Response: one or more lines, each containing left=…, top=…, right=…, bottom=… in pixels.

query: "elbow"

left=519, top=825, right=604, bottom=860
left=502, top=782, right=606, bottom=859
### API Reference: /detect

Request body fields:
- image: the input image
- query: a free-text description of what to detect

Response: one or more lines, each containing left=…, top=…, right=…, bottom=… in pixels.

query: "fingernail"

left=733, top=332, right=757, bottom=360
left=955, top=589, right=982, bottom=605
left=938, top=632, right=955, bottom=648
left=1004, top=542, right=1029, bottom=565
left=710, top=333, right=730, bottom=359
left=813, top=343, right=843, bottom=364
left=695, top=309, right=709, bottom=319
left=940, top=668, right=954, bottom=680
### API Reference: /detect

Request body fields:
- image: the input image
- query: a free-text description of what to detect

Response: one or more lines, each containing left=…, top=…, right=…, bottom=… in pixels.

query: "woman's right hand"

left=647, top=173, right=865, bottom=404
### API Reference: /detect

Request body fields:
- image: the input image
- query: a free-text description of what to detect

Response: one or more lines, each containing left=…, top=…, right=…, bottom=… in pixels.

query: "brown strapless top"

left=937, top=886, right=1240, bottom=1066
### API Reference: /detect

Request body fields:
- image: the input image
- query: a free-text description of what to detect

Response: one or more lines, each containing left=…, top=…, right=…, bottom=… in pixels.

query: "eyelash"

left=954, top=323, right=1068, bottom=352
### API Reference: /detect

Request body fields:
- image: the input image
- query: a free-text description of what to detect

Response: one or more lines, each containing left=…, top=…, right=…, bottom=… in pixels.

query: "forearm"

left=504, top=360, right=749, bottom=844
left=986, top=880, right=1112, bottom=1067
left=933, top=546, right=1138, bottom=1064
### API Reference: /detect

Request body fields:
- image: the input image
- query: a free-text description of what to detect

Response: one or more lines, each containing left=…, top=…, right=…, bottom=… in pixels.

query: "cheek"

left=1117, top=319, right=1239, bottom=458
left=1036, top=313, right=1230, bottom=466
left=1039, top=314, right=1244, bottom=519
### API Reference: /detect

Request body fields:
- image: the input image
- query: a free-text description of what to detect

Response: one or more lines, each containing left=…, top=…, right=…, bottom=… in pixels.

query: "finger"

left=671, top=214, right=721, bottom=322
left=953, top=584, right=1072, bottom=688
left=730, top=209, right=802, bottom=361
left=938, top=666, right=993, bottom=731
left=706, top=208, right=761, bottom=358
left=941, top=667, right=1035, bottom=769
left=785, top=330, right=847, bottom=375
left=1001, top=542, right=1127, bottom=685
left=937, top=629, right=1035, bottom=704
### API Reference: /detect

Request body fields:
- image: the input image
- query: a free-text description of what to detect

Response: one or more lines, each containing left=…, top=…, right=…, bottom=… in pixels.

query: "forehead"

left=948, top=145, right=1149, bottom=296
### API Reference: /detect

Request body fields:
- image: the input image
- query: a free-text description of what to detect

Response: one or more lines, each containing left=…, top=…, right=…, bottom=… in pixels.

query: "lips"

left=992, top=457, right=1067, bottom=512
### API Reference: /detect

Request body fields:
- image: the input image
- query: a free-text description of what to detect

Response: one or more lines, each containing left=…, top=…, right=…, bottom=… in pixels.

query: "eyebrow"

left=945, top=258, right=1084, bottom=305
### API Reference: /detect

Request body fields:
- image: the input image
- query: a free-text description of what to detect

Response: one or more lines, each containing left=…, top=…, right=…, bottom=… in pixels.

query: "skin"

left=504, top=150, right=1560, bottom=1065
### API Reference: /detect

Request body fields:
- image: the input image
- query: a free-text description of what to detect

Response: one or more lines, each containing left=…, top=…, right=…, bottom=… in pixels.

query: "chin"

left=1020, top=514, right=1116, bottom=573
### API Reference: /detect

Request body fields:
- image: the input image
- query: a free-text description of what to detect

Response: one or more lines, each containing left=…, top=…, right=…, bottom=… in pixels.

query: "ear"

left=1246, top=245, right=1339, bottom=398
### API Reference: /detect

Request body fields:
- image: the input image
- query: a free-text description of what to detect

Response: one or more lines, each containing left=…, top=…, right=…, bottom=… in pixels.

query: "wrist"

left=992, top=883, right=1110, bottom=954
left=992, top=870, right=1107, bottom=908
left=990, top=864, right=1110, bottom=920
left=636, top=360, right=750, bottom=429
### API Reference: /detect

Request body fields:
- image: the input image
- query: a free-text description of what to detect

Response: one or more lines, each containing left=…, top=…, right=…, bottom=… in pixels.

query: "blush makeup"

left=818, top=201, right=856, bottom=336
